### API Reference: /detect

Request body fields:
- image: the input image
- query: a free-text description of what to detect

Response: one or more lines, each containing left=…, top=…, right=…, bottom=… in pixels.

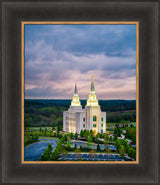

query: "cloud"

left=25, top=24, right=136, bottom=57
left=24, top=24, right=136, bottom=99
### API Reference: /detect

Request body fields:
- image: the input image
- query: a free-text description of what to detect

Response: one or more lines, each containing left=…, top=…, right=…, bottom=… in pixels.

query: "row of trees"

left=50, top=136, right=67, bottom=160
left=116, top=139, right=136, bottom=159
left=125, top=127, right=136, bottom=143
left=24, top=132, right=39, bottom=147
left=40, top=135, right=67, bottom=161
left=106, top=112, right=136, bottom=123
left=25, top=125, right=63, bottom=138
left=41, top=144, right=53, bottom=161
left=24, top=106, right=65, bottom=127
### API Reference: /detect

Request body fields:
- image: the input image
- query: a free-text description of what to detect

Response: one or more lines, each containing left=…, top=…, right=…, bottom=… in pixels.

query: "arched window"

left=93, top=115, right=97, bottom=122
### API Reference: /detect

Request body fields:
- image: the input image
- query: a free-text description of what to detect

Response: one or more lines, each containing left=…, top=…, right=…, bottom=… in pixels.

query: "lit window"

left=101, top=124, right=103, bottom=127
left=93, top=115, right=97, bottom=122
left=83, top=118, right=85, bottom=122
left=93, top=124, right=96, bottom=127
left=83, top=124, right=85, bottom=128
left=101, top=117, right=103, bottom=121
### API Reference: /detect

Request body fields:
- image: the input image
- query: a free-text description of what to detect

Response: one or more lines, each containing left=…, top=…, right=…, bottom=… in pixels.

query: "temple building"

left=63, top=74, right=106, bottom=134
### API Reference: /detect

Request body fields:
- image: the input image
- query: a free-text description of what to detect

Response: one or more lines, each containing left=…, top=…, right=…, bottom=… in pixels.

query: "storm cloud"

left=25, top=24, right=136, bottom=100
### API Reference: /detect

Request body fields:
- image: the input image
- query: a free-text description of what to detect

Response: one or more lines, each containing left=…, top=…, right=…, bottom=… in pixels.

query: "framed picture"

left=22, top=21, right=139, bottom=164
left=2, top=1, right=158, bottom=184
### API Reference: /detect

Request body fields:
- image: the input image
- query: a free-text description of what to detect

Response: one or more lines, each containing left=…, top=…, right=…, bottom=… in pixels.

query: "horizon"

left=25, top=98, right=136, bottom=101
left=25, top=24, right=136, bottom=99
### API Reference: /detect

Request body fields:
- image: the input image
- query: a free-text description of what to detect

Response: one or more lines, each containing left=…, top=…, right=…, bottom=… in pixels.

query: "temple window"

left=93, top=115, right=97, bottom=122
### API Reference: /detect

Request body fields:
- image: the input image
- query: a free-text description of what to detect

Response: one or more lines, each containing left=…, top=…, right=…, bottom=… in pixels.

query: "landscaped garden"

left=24, top=123, right=136, bottom=161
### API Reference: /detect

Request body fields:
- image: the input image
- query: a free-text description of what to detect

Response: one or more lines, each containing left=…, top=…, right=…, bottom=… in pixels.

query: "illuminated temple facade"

left=63, top=75, right=106, bottom=134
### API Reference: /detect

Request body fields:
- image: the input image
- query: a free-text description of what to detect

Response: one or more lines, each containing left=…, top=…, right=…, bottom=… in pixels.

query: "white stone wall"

left=101, top=112, right=106, bottom=133
left=63, top=105, right=106, bottom=134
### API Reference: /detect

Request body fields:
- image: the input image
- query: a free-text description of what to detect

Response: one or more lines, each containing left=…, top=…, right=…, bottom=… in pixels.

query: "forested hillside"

left=24, top=99, right=136, bottom=127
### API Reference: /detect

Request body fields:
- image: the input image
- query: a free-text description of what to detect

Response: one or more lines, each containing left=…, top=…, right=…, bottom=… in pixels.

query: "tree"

left=57, top=126, right=61, bottom=135
left=115, top=139, right=121, bottom=151
left=104, top=134, right=109, bottom=146
left=58, top=134, right=62, bottom=139
left=74, top=143, right=77, bottom=150
left=119, top=145, right=126, bottom=157
left=106, top=146, right=111, bottom=154
left=114, top=126, right=121, bottom=137
left=75, top=133, right=78, bottom=140
left=48, top=143, right=53, bottom=151
left=32, top=132, right=39, bottom=142
left=84, top=130, right=90, bottom=138
left=96, top=144, right=101, bottom=152
left=64, top=134, right=68, bottom=141
left=80, top=130, right=84, bottom=137
left=41, top=144, right=53, bottom=161
left=66, top=141, right=71, bottom=149
left=87, top=136, right=92, bottom=148
left=121, top=139, right=128, bottom=148
left=114, top=134, right=118, bottom=141
left=69, top=132, right=74, bottom=138
left=80, top=145, right=83, bottom=152
left=109, top=136, right=112, bottom=141
left=61, top=148, right=68, bottom=158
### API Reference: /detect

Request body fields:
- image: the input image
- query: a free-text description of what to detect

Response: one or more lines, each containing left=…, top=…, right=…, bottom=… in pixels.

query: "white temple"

left=63, top=74, right=106, bottom=134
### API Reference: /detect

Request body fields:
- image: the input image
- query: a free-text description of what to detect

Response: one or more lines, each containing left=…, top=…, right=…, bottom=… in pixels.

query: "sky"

left=25, top=24, right=136, bottom=100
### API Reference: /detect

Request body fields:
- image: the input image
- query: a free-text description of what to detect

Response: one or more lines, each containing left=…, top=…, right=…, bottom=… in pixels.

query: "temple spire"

left=74, top=83, right=78, bottom=95
left=86, top=74, right=99, bottom=106
left=90, top=74, right=95, bottom=93
left=70, top=83, right=81, bottom=108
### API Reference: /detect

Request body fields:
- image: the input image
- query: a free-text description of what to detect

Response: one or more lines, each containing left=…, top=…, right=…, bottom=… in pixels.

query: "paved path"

left=24, top=139, right=59, bottom=161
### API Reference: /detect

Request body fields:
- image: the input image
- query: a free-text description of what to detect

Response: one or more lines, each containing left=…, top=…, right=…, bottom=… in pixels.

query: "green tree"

left=87, top=136, right=92, bottom=147
left=80, top=130, right=84, bottom=137
left=104, top=134, right=109, bottom=146
left=64, top=134, right=68, bottom=141
left=80, top=145, right=83, bottom=152
left=66, top=141, right=71, bottom=149
left=57, top=126, right=61, bottom=135
left=96, top=144, right=101, bottom=152
left=61, top=148, right=68, bottom=158
left=114, top=134, right=118, bottom=141
left=48, top=143, right=53, bottom=151
left=74, top=143, right=77, bottom=150
left=115, top=139, right=121, bottom=151
left=75, top=133, right=78, bottom=140
left=70, top=132, right=74, bottom=138
left=119, top=145, right=126, bottom=157
left=84, top=130, right=90, bottom=138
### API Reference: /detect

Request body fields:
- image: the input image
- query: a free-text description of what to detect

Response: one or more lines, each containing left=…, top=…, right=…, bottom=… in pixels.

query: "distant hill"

left=25, top=99, right=136, bottom=112
left=24, top=99, right=136, bottom=127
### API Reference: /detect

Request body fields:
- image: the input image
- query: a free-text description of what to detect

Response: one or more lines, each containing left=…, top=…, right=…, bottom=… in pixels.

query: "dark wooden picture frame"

left=1, top=1, right=158, bottom=184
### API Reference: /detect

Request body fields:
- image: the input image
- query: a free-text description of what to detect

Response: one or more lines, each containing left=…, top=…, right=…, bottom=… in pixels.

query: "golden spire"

left=86, top=74, right=99, bottom=106
left=92, top=73, right=94, bottom=80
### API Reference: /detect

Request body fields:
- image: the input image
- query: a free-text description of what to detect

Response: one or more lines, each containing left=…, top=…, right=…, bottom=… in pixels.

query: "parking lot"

left=58, top=153, right=124, bottom=161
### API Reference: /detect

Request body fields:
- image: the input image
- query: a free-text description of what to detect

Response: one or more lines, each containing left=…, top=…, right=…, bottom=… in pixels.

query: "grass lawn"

left=25, top=127, right=53, bottom=131
left=39, top=136, right=58, bottom=140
